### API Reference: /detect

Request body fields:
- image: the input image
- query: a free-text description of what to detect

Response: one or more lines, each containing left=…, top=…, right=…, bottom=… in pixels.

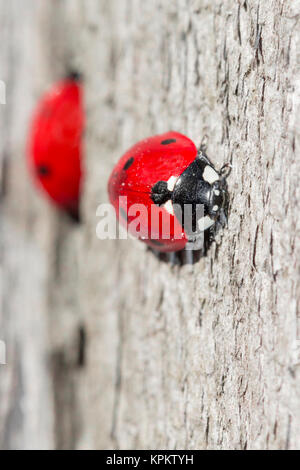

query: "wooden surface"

left=0, top=0, right=300, bottom=450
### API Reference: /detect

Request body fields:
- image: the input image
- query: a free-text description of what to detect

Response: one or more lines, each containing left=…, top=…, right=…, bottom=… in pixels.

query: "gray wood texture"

left=0, top=0, right=300, bottom=450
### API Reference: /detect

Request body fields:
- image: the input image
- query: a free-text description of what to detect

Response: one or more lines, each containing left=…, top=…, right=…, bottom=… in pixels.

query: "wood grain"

left=1, top=0, right=300, bottom=450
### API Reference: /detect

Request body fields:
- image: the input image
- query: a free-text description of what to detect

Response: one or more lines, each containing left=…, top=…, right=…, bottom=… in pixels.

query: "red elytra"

left=28, top=78, right=84, bottom=220
left=108, top=131, right=198, bottom=252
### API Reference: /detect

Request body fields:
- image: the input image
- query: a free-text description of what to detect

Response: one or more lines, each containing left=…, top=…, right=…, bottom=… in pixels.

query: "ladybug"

left=108, top=131, right=229, bottom=252
left=28, top=75, right=84, bottom=221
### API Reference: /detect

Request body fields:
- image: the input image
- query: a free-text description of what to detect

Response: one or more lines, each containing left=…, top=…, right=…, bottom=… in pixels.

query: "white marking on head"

left=163, top=199, right=174, bottom=216
left=203, top=165, right=219, bottom=184
left=213, top=205, right=219, bottom=212
left=198, top=215, right=215, bottom=231
left=214, top=189, right=220, bottom=196
left=167, top=176, right=178, bottom=192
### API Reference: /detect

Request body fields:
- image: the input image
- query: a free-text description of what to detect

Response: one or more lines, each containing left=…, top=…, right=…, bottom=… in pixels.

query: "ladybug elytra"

left=28, top=76, right=84, bottom=221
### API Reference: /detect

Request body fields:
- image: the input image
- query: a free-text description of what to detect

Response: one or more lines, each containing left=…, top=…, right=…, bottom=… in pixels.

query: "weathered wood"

left=1, top=0, right=300, bottom=450
left=0, top=0, right=83, bottom=450
left=80, top=0, right=300, bottom=450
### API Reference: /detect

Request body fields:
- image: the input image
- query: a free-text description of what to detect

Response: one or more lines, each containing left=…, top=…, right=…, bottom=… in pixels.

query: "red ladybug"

left=28, top=76, right=84, bottom=221
left=108, top=132, right=229, bottom=252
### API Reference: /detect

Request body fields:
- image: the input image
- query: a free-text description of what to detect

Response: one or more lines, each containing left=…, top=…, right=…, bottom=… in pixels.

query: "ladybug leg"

left=186, top=232, right=205, bottom=252
left=218, top=207, right=228, bottom=227
left=207, top=209, right=227, bottom=244
left=207, top=226, right=216, bottom=244
left=168, top=252, right=176, bottom=264
left=220, top=163, right=232, bottom=178
left=184, top=250, right=194, bottom=265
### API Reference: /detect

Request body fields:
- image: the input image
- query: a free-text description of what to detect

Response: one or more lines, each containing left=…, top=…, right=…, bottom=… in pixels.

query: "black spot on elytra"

left=37, top=164, right=51, bottom=177
left=161, top=138, right=176, bottom=145
left=150, top=240, right=164, bottom=246
left=123, top=157, right=134, bottom=170
left=120, top=207, right=128, bottom=220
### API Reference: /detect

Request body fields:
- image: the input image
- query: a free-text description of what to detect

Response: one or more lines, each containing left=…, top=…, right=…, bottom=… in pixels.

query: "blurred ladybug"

left=28, top=74, right=84, bottom=221
left=108, top=132, right=230, bottom=252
